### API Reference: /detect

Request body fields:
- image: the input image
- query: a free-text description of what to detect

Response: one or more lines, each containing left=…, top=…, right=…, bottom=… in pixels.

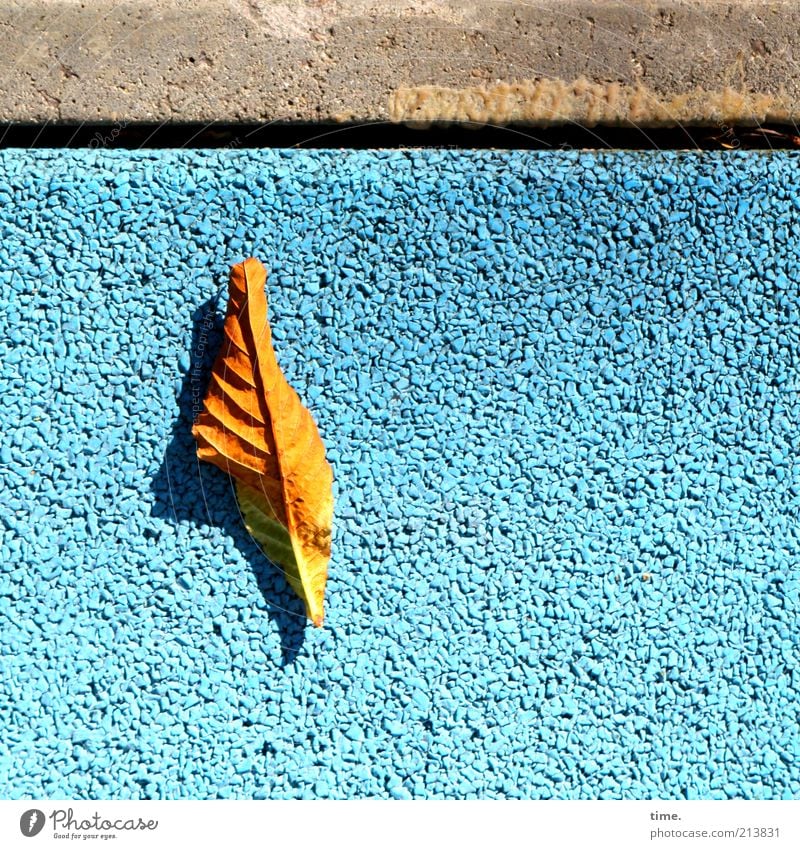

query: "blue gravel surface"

left=1, top=149, right=799, bottom=800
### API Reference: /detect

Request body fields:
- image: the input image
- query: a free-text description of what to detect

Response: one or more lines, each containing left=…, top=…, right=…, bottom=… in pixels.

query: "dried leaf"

left=192, top=258, right=333, bottom=626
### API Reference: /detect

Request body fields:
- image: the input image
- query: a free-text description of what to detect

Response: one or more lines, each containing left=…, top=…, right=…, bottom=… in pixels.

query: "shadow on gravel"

left=150, top=295, right=307, bottom=666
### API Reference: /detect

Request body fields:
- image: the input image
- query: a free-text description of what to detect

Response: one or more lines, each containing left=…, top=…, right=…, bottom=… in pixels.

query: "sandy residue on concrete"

left=389, top=78, right=794, bottom=128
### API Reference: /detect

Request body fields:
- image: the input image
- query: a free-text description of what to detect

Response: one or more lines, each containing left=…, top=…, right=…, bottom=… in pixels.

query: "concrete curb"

left=1, top=0, right=798, bottom=127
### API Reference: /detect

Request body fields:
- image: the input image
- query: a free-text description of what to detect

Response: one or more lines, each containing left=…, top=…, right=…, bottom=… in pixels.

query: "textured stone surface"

left=0, top=0, right=798, bottom=126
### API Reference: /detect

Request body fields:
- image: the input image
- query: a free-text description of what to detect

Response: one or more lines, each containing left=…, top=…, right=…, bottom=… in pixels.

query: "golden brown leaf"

left=192, top=258, right=333, bottom=626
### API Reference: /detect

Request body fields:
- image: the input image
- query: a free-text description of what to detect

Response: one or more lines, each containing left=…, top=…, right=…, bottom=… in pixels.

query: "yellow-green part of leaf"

left=237, top=481, right=326, bottom=627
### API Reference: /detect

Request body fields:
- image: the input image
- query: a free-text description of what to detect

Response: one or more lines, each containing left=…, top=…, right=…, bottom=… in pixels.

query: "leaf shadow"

left=149, top=295, right=307, bottom=666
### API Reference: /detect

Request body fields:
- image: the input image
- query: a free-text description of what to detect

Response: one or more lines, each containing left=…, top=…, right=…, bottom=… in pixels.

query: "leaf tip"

left=306, top=593, right=325, bottom=627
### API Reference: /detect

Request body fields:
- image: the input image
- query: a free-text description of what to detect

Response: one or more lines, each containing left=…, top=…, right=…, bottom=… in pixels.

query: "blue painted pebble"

left=0, top=149, right=798, bottom=800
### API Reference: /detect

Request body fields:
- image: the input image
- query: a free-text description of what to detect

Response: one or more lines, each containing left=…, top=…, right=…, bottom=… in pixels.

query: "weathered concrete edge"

left=1, top=0, right=799, bottom=127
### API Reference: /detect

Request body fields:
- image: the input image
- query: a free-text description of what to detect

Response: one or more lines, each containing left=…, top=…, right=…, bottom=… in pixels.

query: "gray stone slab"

left=0, top=0, right=798, bottom=127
